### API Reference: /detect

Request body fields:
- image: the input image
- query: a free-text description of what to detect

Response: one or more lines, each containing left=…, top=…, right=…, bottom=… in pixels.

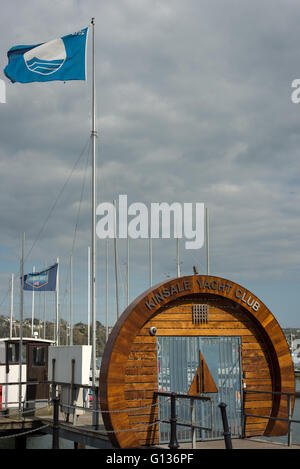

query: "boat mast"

left=18, top=232, right=25, bottom=418
left=31, top=265, right=35, bottom=336
left=70, top=254, right=73, bottom=345
left=55, top=257, right=59, bottom=344
left=87, top=246, right=91, bottom=346
left=10, top=273, right=14, bottom=339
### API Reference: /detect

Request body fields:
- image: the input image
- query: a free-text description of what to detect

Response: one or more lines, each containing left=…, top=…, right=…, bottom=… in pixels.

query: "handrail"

left=155, top=390, right=214, bottom=449
left=154, top=390, right=212, bottom=401
left=243, top=389, right=300, bottom=446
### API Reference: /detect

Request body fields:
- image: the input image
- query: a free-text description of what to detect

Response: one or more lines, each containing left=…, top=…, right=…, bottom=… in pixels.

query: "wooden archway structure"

left=99, top=275, right=295, bottom=448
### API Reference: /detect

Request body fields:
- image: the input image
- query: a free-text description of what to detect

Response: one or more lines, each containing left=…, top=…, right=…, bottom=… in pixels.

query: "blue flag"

left=4, top=27, right=88, bottom=83
left=23, top=263, right=58, bottom=291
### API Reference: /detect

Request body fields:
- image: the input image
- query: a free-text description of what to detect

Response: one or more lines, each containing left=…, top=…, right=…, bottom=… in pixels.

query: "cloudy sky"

left=1, top=0, right=300, bottom=330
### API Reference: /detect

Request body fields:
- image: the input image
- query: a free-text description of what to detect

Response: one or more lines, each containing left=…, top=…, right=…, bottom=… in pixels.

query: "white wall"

left=0, top=365, right=26, bottom=408
left=48, top=346, right=92, bottom=385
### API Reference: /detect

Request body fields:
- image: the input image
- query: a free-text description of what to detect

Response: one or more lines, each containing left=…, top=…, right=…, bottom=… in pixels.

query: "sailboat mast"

left=18, top=232, right=25, bottom=418
left=70, top=254, right=73, bottom=345
left=31, top=265, right=35, bottom=336
left=87, top=246, right=91, bottom=346
left=55, top=257, right=59, bottom=345
left=10, top=273, right=14, bottom=339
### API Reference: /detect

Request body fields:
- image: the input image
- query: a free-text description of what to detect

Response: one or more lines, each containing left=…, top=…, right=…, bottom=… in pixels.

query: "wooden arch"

left=99, top=275, right=295, bottom=448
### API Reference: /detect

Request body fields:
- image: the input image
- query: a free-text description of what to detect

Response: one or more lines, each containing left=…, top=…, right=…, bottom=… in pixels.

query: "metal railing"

left=243, top=389, right=300, bottom=447
left=154, top=391, right=234, bottom=449
left=5, top=381, right=300, bottom=449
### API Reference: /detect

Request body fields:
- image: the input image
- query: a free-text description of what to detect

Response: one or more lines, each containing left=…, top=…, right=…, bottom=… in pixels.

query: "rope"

left=0, top=424, right=50, bottom=440
left=70, top=138, right=91, bottom=256
left=61, top=400, right=161, bottom=414
left=25, top=137, right=91, bottom=261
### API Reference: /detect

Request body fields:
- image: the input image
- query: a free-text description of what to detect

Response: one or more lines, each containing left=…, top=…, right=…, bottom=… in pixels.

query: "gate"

left=157, top=336, right=242, bottom=443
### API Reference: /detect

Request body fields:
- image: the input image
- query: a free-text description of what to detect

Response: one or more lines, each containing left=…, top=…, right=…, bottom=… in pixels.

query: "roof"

left=0, top=337, right=54, bottom=344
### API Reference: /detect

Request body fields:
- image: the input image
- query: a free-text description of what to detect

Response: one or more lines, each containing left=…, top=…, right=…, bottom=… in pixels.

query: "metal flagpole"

left=10, top=273, right=14, bottom=339
left=56, top=257, right=59, bottom=345
left=31, top=265, right=35, bottom=336
left=87, top=246, right=91, bottom=346
left=70, top=254, right=73, bottom=346
left=18, top=232, right=25, bottom=418
left=91, top=17, right=98, bottom=427
left=43, top=283, right=46, bottom=339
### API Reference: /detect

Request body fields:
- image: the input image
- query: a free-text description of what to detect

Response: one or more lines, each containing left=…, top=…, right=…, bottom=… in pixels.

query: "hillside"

left=0, top=315, right=107, bottom=357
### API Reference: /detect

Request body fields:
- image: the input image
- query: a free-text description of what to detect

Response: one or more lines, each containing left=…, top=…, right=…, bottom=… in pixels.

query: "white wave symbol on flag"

left=24, top=37, right=66, bottom=75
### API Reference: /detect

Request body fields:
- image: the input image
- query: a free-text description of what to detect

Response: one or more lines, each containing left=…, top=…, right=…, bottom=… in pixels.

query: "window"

left=7, top=343, right=26, bottom=363
left=32, top=346, right=45, bottom=366
left=192, top=304, right=209, bottom=324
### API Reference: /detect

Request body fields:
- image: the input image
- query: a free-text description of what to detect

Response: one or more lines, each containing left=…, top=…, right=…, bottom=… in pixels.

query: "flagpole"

left=19, top=232, right=25, bottom=418
left=56, top=257, right=59, bottom=345
left=43, top=280, right=46, bottom=339
left=70, top=254, right=73, bottom=346
left=87, top=246, right=91, bottom=346
left=31, top=265, right=35, bottom=336
left=10, top=273, right=14, bottom=339
left=91, top=17, right=98, bottom=427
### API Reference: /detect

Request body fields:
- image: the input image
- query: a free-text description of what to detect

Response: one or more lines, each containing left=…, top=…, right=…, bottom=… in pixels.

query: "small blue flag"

left=23, top=263, right=58, bottom=291
left=4, top=27, right=88, bottom=84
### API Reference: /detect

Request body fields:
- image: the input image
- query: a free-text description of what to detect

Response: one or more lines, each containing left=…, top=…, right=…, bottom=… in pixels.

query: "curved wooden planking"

left=99, top=275, right=295, bottom=448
